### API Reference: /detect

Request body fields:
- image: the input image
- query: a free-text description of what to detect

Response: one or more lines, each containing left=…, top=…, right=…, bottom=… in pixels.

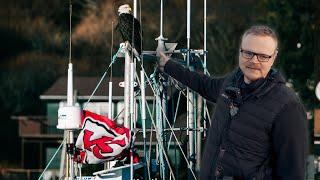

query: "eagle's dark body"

left=116, top=13, right=142, bottom=55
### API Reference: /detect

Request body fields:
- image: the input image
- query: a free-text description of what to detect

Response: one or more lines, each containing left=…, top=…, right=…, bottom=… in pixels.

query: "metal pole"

left=104, top=81, right=113, bottom=170
left=188, top=90, right=195, bottom=171
left=186, top=0, right=195, bottom=175
left=203, top=0, right=208, bottom=138
left=123, top=44, right=131, bottom=127
left=155, top=0, right=167, bottom=53
left=133, top=0, right=137, bottom=18
left=196, top=95, right=203, bottom=173
left=108, top=82, right=113, bottom=119
left=187, top=0, right=190, bottom=42
left=59, top=132, right=66, bottom=179
left=67, top=65, right=73, bottom=106
left=141, top=71, right=146, bottom=141
left=130, top=63, right=135, bottom=117
left=156, top=0, right=167, bottom=178
left=66, top=1, right=75, bottom=178
left=130, top=62, right=135, bottom=180
left=154, top=81, right=165, bottom=179
left=68, top=131, right=75, bottom=179
left=161, top=79, right=168, bottom=178
left=160, top=0, right=163, bottom=37
left=204, top=0, right=207, bottom=69
left=195, top=0, right=207, bottom=175
left=67, top=0, right=73, bottom=106
left=66, top=64, right=75, bottom=180
left=140, top=70, right=148, bottom=180
left=186, top=0, right=191, bottom=137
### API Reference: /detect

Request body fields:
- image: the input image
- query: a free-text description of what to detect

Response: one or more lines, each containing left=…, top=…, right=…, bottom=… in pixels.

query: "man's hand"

left=158, top=51, right=169, bottom=71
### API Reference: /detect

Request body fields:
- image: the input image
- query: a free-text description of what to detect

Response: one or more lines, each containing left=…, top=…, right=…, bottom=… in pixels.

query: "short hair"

left=241, top=25, right=278, bottom=48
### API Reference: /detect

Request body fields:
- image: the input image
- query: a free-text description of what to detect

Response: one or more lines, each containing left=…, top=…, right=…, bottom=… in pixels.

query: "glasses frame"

left=240, top=48, right=276, bottom=62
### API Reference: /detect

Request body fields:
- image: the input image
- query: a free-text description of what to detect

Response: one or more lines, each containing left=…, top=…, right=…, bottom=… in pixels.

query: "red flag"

left=75, top=110, right=131, bottom=164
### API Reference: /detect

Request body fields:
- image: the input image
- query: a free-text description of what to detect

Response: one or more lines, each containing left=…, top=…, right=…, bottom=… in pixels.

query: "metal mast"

left=186, top=1, right=196, bottom=178
left=56, top=1, right=81, bottom=179
left=156, top=0, right=168, bottom=179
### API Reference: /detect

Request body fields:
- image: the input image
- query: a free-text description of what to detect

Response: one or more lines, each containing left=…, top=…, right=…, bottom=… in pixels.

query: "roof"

left=40, top=76, right=154, bottom=101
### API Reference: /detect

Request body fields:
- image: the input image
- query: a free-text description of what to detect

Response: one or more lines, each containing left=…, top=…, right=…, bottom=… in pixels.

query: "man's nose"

left=250, top=55, right=260, bottom=63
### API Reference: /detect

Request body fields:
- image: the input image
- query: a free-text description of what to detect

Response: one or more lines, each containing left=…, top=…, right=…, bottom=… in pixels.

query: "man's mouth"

left=246, top=66, right=260, bottom=70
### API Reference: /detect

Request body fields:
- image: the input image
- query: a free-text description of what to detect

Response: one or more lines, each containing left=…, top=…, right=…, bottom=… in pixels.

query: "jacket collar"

left=228, top=68, right=285, bottom=99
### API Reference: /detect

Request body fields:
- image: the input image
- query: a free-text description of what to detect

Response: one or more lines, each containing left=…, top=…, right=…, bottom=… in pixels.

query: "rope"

left=138, top=63, right=198, bottom=179
left=167, top=91, right=182, bottom=151
left=134, top=70, right=177, bottom=179
left=137, top=98, right=152, bottom=180
left=38, top=138, right=66, bottom=180
left=83, top=47, right=122, bottom=109
left=144, top=95, right=177, bottom=180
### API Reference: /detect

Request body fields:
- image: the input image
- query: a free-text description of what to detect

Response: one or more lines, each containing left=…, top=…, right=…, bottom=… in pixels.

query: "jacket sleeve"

left=164, top=59, right=225, bottom=103
left=271, top=101, right=308, bottom=180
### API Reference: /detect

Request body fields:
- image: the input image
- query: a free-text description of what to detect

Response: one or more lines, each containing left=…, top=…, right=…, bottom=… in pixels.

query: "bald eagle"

left=116, top=4, right=142, bottom=55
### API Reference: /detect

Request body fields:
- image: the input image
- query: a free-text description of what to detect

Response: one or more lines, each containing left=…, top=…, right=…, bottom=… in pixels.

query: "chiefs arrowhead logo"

left=75, top=110, right=131, bottom=164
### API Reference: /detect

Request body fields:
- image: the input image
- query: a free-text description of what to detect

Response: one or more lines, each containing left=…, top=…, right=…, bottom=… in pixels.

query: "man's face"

left=239, top=34, right=278, bottom=83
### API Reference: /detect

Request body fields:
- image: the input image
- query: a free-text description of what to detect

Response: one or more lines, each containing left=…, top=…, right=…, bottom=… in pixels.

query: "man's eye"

left=244, top=52, right=253, bottom=57
left=259, top=55, right=269, bottom=59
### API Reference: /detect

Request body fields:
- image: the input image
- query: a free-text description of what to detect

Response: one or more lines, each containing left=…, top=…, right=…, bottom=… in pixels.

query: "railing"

left=1, top=168, right=59, bottom=180
left=12, top=116, right=63, bottom=137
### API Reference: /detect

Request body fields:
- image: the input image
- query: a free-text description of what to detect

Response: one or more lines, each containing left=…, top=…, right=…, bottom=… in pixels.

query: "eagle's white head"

left=118, top=4, right=132, bottom=15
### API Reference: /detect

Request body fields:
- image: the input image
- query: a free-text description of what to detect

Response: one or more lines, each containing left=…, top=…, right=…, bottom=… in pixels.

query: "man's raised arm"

left=158, top=52, right=225, bottom=103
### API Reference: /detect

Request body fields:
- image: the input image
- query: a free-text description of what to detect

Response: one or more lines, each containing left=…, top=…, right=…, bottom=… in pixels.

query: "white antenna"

left=108, top=22, right=114, bottom=119
left=67, top=0, right=73, bottom=106
left=57, top=1, right=81, bottom=179
left=160, top=0, right=164, bottom=38
left=57, top=0, right=81, bottom=130
left=133, top=0, right=138, bottom=18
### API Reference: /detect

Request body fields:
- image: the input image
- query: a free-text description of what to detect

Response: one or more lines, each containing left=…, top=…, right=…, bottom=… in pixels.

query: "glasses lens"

left=257, top=54, right=271, bottom=62
left=241, top=50, right=253, bottom=59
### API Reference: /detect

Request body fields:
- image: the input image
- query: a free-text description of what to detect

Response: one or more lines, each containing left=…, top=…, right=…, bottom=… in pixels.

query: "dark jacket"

left=164, top=60, right=308, bottom=180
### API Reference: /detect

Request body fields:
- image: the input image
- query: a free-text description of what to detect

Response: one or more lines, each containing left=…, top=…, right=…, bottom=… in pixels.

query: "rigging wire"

left=134, top=69, right=176, bottom=179
left=167, top=91, right=182, bottom=151
left=38, top=138, right=66, bottom=180
left=83, top=47, right=122, bottom=109
left=144, top=94, right=177, bottom=180
left=137, top=63, right=198, bottom=179
left=39, top=0, right=73, bottom=177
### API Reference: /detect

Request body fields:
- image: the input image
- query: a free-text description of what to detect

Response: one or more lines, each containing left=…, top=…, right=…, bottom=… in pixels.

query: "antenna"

left=57, top=1, right=81, bottom=179
left=69, top=0, right=72, bottom=64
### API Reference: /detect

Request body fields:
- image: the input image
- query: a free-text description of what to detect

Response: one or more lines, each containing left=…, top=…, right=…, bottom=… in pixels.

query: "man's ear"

left=273, top=50, right=279, bottom=67
left=274, top=49, right=278, bottom=59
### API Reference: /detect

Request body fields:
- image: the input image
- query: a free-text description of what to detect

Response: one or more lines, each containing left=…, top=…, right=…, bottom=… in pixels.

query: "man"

left=158, top=25, right=307, bottom=180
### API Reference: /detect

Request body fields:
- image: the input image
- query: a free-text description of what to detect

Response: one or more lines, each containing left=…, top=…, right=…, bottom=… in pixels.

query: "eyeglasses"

left=240, top=48, right=276, bottom=62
